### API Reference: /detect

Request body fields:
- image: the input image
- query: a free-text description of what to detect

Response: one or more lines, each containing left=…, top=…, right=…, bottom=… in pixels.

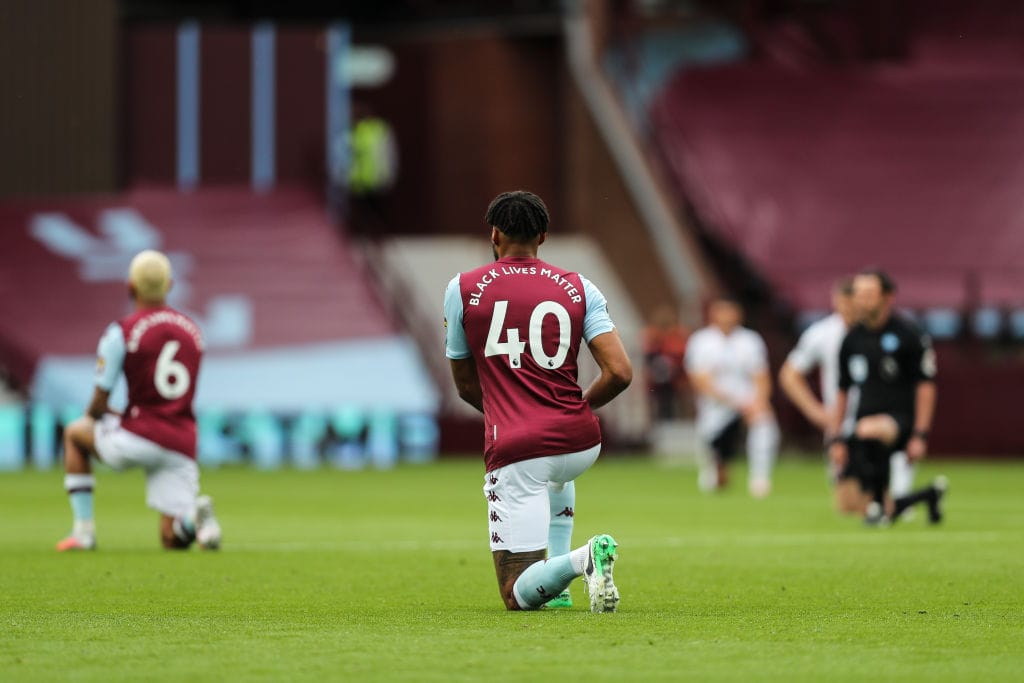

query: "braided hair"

left=484, top=191, right=549, bottom=242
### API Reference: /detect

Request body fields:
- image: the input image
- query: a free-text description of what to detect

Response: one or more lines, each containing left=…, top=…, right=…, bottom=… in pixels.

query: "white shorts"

left=484, top=444, right=601, bottom=553
left=94, top=415, right=199, bottom=518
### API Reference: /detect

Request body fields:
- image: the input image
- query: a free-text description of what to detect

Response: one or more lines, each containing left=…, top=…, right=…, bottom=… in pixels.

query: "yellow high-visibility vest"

left=349, top=117, right=397, bottom=194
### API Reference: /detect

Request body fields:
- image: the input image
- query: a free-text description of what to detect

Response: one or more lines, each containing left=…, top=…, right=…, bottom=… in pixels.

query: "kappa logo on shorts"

left=491, top=532, right=504, bottom=544
left=555, top=507, right=574, bottom=518
left=488, top=474, right=498, bottom=485
left=489, top=510, right=502, bottom=522
left=487, top=491, right=501, bottom=502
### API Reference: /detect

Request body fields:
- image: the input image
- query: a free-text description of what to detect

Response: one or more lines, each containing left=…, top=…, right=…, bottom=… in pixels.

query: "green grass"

left=2, top=457, right=1022, bottom=682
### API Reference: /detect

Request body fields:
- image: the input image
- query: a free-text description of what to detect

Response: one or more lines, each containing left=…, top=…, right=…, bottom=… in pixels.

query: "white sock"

left=569, top=543, right=590, bottom=575
left=747, top=417, right=779, bottom=484
left=890, top=451, right=915, bottom=498
left=72, top=520, right=95, bottom=538
left=65, top=473, right=96, bottom=539
left=696, top=440, right=718, bottom=491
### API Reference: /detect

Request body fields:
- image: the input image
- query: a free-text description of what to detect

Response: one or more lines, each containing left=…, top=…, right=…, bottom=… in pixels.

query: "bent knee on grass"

left=492, top=549, right=545, bottom=610
left=159, top=516, right=191, bottom=550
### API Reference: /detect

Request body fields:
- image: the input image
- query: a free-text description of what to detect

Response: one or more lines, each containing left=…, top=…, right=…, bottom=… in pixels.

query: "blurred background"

left=1, top=0, right=1022, bottom=471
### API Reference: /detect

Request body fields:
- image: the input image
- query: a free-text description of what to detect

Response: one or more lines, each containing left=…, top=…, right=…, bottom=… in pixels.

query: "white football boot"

left=195, top=495, right=222, bottom=550
left=582, top=534, right=619, bottom=613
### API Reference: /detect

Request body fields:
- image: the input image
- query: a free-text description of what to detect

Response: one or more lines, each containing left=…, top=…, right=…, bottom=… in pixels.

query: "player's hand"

left=906, top=436, right=928, bottom=461
left=829, top=441, right=848, bottom=469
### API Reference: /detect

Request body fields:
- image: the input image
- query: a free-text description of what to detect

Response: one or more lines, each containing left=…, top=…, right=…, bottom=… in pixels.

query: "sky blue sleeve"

left=580, top=275, right=616, bottom=343
left=444, top=274, right=471, bottom=359
left=95, top=322, right=125, bottom=391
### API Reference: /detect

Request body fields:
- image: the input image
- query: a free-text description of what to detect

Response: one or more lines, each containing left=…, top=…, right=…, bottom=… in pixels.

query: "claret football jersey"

left=95, top=305, right=204, bottom=458
left=444, top=256, right=615, bottom=472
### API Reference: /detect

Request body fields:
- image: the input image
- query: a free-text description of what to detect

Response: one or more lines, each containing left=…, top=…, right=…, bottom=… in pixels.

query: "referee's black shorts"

left=889, top=413, right=915, bottom=451
left=839, top=444, right=889, bottom=494
left=839, top=412, right=913, bottom=493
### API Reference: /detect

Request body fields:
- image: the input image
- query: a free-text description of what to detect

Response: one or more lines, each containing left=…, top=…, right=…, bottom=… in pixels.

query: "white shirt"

left=685, top=325, right=768, bottom=438
left=785, top=313, right=847, bottom=409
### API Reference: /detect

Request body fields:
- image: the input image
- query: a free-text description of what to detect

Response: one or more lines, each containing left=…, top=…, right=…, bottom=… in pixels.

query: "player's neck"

left=134, top=300, right=166, bottom=311
left=496, top=247, right=537, bottom=259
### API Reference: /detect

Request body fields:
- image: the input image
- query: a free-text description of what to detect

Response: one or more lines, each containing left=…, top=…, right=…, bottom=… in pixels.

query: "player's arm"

left=739, top=334, right=773, bottom=421
left=828, top=389, right=848, bottom=440
left=908, top=381, right=936, bottom=460
left=826, top=388, right=850, bottom=469
left=779, top=329, right=827, bottom=428
left=685, top=333, right=726, bottom=403
left=449, top=358, right=484, bottom=413
left=85, top=388, right=112, bottom=421
left=746, top=367, right=773, bottom=421
left=779, top=361, right=828, bottom=429
left=442, top=274, right=483, bottom=412
left=828, top=334, right=855, bottom=466
left=89, top=322, right=125, bottom=421
left=908, top=336, right=938, bottom=461
left=583, top=330, right=632, bottom=409
left=578, top=276, right=631, bottom=409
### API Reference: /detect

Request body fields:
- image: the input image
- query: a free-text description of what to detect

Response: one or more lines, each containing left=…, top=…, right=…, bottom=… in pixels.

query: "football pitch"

left=2, top=457, right=1022, bottom=682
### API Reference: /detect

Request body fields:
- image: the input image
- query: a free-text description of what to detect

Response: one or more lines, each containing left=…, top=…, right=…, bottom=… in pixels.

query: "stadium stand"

left=0, top=187, right=438, bottom=415
left=589, top=1, right=1024, bottom=454
left=647, top=3, right=1024, bottom=316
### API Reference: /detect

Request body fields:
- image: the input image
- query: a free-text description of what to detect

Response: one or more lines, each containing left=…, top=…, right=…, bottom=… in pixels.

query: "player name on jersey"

left=468, top=266, right=583, bottom=307
left=125, top=310, right=204, bottom=353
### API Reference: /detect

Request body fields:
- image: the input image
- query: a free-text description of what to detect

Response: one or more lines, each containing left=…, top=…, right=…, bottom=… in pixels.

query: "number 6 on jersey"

left=485, top=300, right=570, bottom=370
left=155, top=340, right=191, bottom=399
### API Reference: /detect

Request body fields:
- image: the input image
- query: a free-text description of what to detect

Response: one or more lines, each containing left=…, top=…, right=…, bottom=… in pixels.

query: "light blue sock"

left=548, top=481, right=575, bottom=558
left=69, top=491, right=94, bottom=522
left=64, top=473, right=96, bottom=522
left=512, top=555, right=579, bottom=610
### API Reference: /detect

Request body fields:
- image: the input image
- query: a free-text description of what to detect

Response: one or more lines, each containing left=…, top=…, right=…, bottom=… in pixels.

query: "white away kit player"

left=684, top=296, right=779, bottom=497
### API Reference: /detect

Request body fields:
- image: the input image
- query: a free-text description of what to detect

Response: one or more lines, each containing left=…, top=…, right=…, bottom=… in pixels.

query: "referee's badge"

left=881, top=333, right=900, bottom=352
left=849, top=355, right=869, bottom=383
left=880, top=356, right=900, bottom=381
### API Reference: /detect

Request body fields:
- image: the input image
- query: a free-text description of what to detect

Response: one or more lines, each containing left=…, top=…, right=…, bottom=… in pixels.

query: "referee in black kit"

left=828, top=269, right=947, bottom=526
